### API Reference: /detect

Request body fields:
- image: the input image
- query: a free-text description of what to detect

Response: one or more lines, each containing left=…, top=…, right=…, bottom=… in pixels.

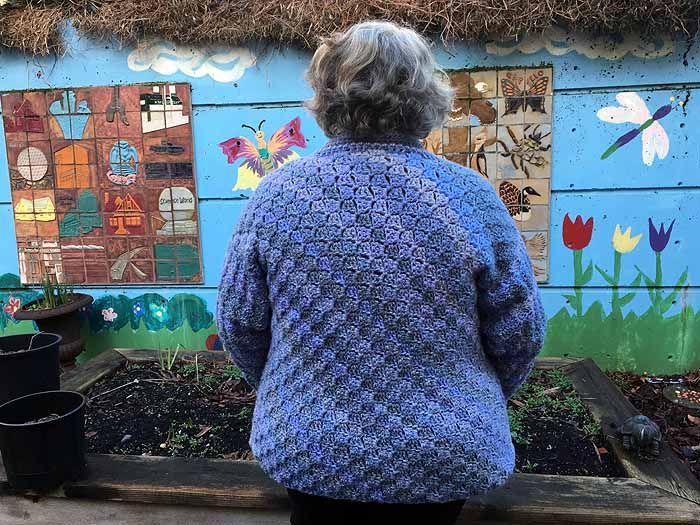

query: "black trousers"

left=287, top=489, right=466, bottom=525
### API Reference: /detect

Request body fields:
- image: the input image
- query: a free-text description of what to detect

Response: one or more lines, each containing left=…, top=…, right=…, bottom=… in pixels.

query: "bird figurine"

left=498, top=181, right=541, bottom=221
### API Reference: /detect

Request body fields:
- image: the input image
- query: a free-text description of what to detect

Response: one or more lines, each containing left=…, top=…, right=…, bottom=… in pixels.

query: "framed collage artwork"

left=1, top=82, right=202, bottom=285
left=424, top=67, right=553, bottom=282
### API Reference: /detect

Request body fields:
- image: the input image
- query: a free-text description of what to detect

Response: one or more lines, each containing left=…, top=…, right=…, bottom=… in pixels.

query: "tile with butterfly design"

left=422, top=66, right=553, bottom=282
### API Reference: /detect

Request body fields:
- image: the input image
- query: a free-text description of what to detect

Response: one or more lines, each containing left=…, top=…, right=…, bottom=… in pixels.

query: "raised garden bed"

left=84, top=359, right=255, bottom=459
left=1, top=349, right=699, bottom=524
left=508, top=368, right=623, bottom=477
left=83, top=358, right=621, bottom=477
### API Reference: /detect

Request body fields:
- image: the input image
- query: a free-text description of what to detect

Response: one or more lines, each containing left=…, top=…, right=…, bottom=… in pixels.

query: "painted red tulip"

left=562, top=213, right=594, bottom=250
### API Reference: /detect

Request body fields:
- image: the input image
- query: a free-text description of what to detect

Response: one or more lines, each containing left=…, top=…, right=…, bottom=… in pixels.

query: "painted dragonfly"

left=597, top=92, right=671, bottom=166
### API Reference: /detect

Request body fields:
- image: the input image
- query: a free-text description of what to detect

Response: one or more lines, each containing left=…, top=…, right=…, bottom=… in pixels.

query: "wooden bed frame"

left=1, top=349, right=698, bottom=524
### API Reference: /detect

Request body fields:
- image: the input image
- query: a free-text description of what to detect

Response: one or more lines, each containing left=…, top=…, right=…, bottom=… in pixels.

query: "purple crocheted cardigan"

left=217, top=136, right=546, bottom=503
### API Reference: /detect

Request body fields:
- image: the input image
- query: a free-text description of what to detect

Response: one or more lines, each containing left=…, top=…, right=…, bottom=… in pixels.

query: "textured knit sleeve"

left=474, top=184, right=546, bottom=399
left=216, top=197, right=271, bottom=389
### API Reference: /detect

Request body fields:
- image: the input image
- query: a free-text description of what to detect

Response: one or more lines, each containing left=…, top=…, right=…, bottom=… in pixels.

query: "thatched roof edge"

left=0, top=0, right=699, bottom=56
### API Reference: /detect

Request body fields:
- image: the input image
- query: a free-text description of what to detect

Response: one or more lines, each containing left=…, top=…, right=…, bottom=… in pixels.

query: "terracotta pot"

left=13, top=294, right=93, bottom=365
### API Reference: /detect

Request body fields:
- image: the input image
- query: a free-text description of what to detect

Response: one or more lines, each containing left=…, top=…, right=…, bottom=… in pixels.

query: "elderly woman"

left=217, top=21, right=545, bottom=525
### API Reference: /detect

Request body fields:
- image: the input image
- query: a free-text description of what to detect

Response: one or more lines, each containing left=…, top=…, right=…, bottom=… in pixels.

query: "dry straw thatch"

left=0, top=0, right=699, bottom=55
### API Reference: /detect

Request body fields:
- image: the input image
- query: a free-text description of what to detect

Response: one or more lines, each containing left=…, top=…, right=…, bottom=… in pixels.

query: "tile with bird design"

left=518, top=205, right=550, bottom=232
left=429, top=65, right=552, bottom=282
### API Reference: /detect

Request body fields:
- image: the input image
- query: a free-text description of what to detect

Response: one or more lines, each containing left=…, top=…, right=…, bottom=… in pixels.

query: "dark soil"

left=509, top=369, right=624, bottom=477
left=608, top=370, right=700, bottom=483
left=85, top=360, right=255, bottom=459
left=86, top=360, right=622, bottom=477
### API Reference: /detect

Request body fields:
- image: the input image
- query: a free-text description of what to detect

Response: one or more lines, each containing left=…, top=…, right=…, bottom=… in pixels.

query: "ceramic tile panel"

left=424, top=66, right=553, bottom=282
left=2, top=82, right=202, bottom=284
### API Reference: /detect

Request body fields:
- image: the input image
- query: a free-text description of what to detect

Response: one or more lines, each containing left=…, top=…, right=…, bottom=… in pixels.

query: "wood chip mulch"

left=607, top=370, right=700, bottom=482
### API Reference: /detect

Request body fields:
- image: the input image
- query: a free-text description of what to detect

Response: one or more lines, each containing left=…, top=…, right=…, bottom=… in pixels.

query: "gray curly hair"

left=305, top=21, right=454, bottom=140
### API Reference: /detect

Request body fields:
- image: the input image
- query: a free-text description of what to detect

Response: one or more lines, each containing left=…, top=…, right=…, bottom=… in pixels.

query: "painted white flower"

left=102, top=308, right=118, bottom=322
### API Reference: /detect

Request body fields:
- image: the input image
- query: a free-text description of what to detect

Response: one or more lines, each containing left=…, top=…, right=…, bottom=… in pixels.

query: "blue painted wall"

left=0, top=26, right=698, bottom=372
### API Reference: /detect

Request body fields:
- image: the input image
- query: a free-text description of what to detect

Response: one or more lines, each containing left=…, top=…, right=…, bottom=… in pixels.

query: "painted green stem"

left=572, top=249, right=584, bottom=316
left=654, top=251, right=663, bottom=314
left=611, top=250, right=621, bottom=314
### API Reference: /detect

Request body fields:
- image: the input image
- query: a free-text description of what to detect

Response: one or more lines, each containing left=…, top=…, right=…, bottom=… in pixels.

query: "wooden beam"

left=462, top=473, right=700, bottom=524
left=113, top=348, right=230, bottom=364
left=55, top=454, right=700, bottom=523
left=63, top=454, right=288, bottom=509
left=535, top=357, right=582, bottom=370
left=0, top=495, right=289, bottom=525
left=564, top=358, right=700, bottom=505
left=61, top=350, right=126, bottom=394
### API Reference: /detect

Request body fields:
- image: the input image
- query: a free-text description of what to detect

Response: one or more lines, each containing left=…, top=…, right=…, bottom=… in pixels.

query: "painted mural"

left=598, top=92, right=677, bottom=165
left=127, top=40, right=256, bottom=83
left=219, top=117, right=307, bottom=192
left=544, top=213, right=691, bottom=373
left=1, top=83, right=203, bottom=284
left=0, top=25, right=698, bottom=375
left=426, top=67, right=553, bottom=282
left=485, top=27, right=675, bottom=60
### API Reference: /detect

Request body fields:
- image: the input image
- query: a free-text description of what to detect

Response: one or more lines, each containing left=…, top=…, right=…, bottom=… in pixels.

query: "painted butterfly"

left=500, top=70, right=549, bottom=116
left=218, top=117, right=307, bottom=179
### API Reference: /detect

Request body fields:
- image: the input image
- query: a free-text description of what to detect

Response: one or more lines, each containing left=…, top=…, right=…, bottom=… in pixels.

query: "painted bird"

left=470, top=127, right=497, bottom=178
left=498, top=181, right=541, bottom=221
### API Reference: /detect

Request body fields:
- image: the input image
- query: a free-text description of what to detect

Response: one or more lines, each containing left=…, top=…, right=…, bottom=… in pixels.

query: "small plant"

left=222, top=364, right=244, bottom=381
left=508, top=407, right=531, bottom=445
left=162, top=421, right=203, bottom=450
left=519, top=459, right=539, bottom=473
left=158, top=344, right=183, bottom=372
left=238, top=405, right=253, bottom=419
left=181, top=354, right=201, bottom=383
left=28, top=272, right=74, bottom=310
left=582, top=419, right=602, bottom=438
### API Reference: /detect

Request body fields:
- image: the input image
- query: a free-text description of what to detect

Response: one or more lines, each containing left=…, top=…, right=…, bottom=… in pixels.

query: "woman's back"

left=217, top=136, right=545, bottom=503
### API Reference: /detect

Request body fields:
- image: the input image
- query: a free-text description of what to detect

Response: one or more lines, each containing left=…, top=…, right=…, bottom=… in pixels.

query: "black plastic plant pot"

left=0, top=333, right=61, bottom=407
left=0, top=390, right=87, bottom=491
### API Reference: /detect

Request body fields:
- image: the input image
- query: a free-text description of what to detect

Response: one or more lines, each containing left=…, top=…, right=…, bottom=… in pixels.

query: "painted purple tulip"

left=648, top=218, right=675, bottom=252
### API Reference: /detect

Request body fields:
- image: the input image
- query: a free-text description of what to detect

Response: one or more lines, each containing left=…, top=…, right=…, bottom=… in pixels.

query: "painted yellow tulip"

left=612, top=225, right=642, bottom=254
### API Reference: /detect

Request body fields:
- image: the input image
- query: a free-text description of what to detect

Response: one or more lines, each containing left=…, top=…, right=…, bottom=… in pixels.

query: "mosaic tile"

left=436, top=66, right=553, bottom=283
left=2, top=82, right=202, bottom=284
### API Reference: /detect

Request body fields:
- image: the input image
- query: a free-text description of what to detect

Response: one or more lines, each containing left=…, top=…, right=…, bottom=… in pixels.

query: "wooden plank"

left=461, top=473, right=700, bottom=524
left=63, top=454, right=288, bottom=509
left=58, top=454, right=700, bottom=523
left=535, top=357, right=582, bottom=370
left=114, top=348, right=230, bottom=364
left=2, top=478, right=694, bottom=525
left=564, top=358, right=700, bottom=505
left=0, top=495, right=289, bottom=525
left=61, top=350, right=127, bottom=394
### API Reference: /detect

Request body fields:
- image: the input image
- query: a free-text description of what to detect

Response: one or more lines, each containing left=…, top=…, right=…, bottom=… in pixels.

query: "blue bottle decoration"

left=48, top=91, right=91, bottom=139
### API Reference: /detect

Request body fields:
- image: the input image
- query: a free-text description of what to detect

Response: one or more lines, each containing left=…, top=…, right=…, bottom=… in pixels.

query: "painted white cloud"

left=486, top=27, right=674, bottom=61
left=127, top=40, right=256, bottom=83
